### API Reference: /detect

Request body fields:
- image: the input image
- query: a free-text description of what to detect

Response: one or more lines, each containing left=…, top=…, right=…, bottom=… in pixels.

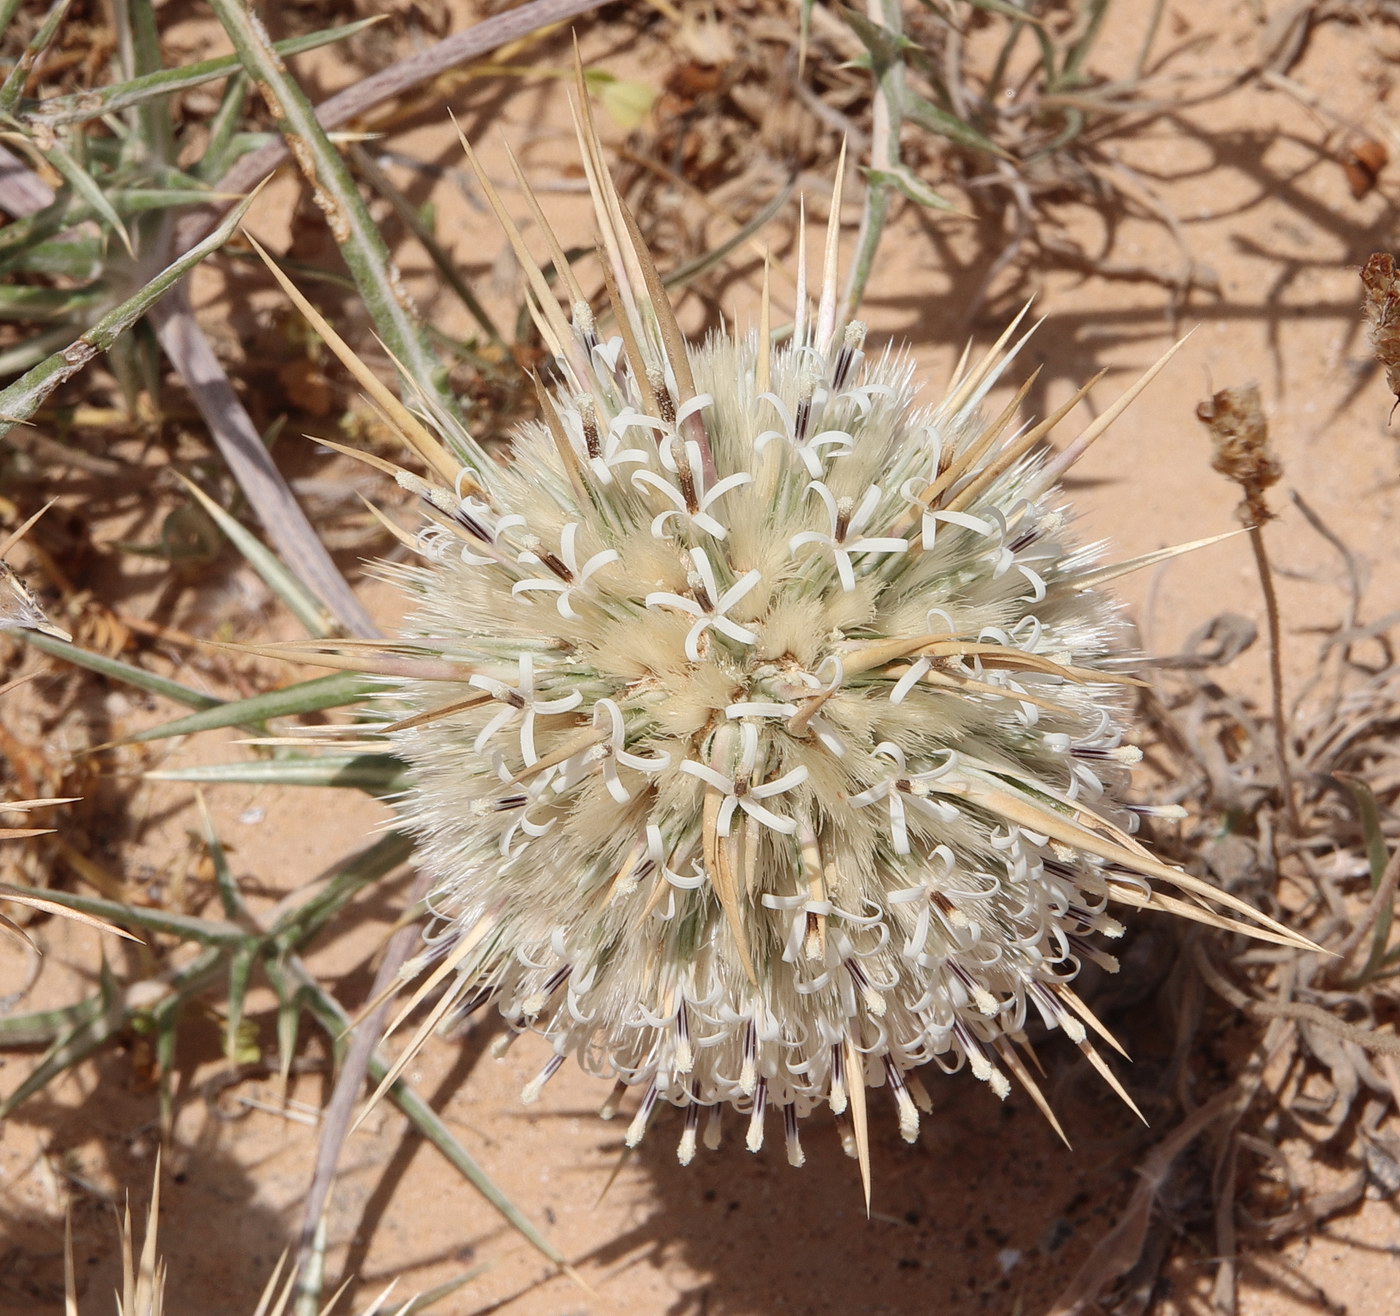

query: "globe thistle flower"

left=269, top=101, right=1305, bottom=1191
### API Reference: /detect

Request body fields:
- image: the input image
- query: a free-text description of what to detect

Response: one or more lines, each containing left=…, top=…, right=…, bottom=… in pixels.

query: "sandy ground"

left=2, top=2, right=1400, bottom=1313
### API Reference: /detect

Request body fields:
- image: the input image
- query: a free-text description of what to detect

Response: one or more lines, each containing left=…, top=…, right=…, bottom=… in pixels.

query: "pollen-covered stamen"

left=746, top=1077, right=768, bottom=1152
left=572, top=299, right=598, bottom=353
left=521, top=1052, right=565, bottom=1104
left=885, top=1056, right=920, bottom=1143
left=1072, top=743, right=1143, bottom=765
left=675, top=1001, right=694, bottom=1073
left=845, top=958, right=887, bottom=1017
left=650, top=366, right=676, bottom=424
left=397, top=470, right=518, bottom=564
left=577, top=394, right=601, bottom=459
left=829, top=1042, right=848, bottom=1114
left=703, top=1104, right=723, bottom=1152
left=521, top=964, right=571, bottom=1016
left=741, top=1018, right=758, bottom=1095
left=599, top=1079, right=628, bottom=1121
left=793, top=375, right=816, bottom=445
left=754, top=392, right=855, bottom=476
left=783, top=1103, right=804, bottom=1167
left=948, top=959, right=1000, bottom=1018
left=831, top=320, right=867, bottom=392
left=644, top=546, right=762, bottom=661
left=521, top=535, right=571, bottom=581
left=678, top=1095, right=701, bottom=1164
left=625, top=1079, right=661, bottom=1146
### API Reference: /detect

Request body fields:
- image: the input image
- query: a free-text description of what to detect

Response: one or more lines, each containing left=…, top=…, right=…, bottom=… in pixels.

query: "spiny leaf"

left=20, top=18, right=384, bottom=127
left=146, top=753, right=408, bottom=794
left=0, top=180, right=262, bottom=439
left=173, top=472, right=335, bottom=638
left=125, top=672, right=378, bottom=745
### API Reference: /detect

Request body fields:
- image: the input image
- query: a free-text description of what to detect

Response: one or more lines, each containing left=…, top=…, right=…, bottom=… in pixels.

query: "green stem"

left=207, top=0, right=462, bottom=431
left=842, top=0, right=906, bottom=320
left=18, top=19, right=381, bottom=127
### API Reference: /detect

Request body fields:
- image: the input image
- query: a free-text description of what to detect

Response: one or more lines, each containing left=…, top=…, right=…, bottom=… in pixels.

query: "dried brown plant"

left=1361, top=252, right=1400, bottom=418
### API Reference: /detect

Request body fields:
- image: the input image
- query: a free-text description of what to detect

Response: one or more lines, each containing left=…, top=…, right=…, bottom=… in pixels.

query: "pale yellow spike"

left=639, top=842, right=683, bottom=922
left=603, top=834, right=650, bottom=905
left=352, top=982, right=464, bottom=1132
left=895, top=370, right=1041, bottom=535
left=814, top=138, right=847, bottom=355
left=943, top=300, right=1036, bottom=417
left=381, top=691, right=493, bottom=735
left=910, top=639, right=1146, bottom=687
left=839, top=628, right=956, bottom=678
left=532, top=372, right=592, bottom=507
left=1031, top=333, right=1193, bottom=493
left=364, top=917, right=497, bottom=1046
left=945, top=369, right=1107, bottom=514
left=520, top=283, right=561, bottom=358
left=614, top=194, right=719, bottom=480
left=946, top=336, right=974, bottom=397
left=756, top=253, right=772, bottom=397
left=501, top=140, right=589, bottom=309
left=62, top=1210, right=77, bottom=1316
left=1127, top=887, right=1315, bottom=950
left=845, top=1036, right=872, bottom=1212
left=995, top=1039, right=1070, bottom=1147
left=572, top=108, right=638, bottom=327
left=0, top=883, right=140, bottom=940
left=244, top=233, right=462, bottom=489
left=1079, top=1038, right=1147, bottom=1123
left=118, top=1199, right=135, bottom=1308
left=741, top=812, right=761, bottom=897
left=915, top=667, right=1080, bottom=717
left=1061, top=530, right=1246, bottom=594
left=132, top=1147, right=163, bottom=1314
left=793, top=198, right=808, bottom=346
left=355, top=492, right=422, bottom=554
left=569, top=56, right=649, bottom=329
left=207, top=638, right=469, bottom=682
left=453, top=120, right=576, bottom=362
left=0, top=497, right=57, bottom=560
left=703, top=788, right=757, bottom=984
left=1056, top=984, right=1130, bottom=1058
left=510, top=725, right=606, bottom=783
left=953, top=778, right=1320, bottom=951
left=598, top=247, right=660, bottom=417
left=307, top=435, right=415, bottom=482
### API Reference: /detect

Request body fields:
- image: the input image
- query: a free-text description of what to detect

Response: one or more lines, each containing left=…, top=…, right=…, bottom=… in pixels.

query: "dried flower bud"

left=1197, top=384, right=1280, bottom=525
left=1362, top=252, right=1400, bottom=419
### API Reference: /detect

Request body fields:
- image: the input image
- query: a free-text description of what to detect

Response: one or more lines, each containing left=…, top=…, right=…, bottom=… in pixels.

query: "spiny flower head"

left=309, top=101, right=1303, bottom=1187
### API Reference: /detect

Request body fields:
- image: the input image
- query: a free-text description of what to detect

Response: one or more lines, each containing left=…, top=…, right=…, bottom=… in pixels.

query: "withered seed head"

left=1196, top=384, right=1281, bottom=525
left=1361, top=252, right=1400, bottom=420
